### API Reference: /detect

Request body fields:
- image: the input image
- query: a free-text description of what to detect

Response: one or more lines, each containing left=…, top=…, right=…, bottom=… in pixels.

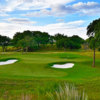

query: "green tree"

left=33, top=31, right=50, bottom=47
left=55, top=34, right=82, bottom=50
left=13, top=32, right=23, bottom=45
left=0, top=35, right=11, bottom=52
left=13, top=31, right=33, bottom=45
left=54, top=33, right=66, bottom=41
left=33, top=31, right=42, bottom=48
left=16, top=36, right=37, bottom=52
left=40, top=32, right=50, bottom=46
left=70, top=35, right=84, bottom=44
left=56, top=38, right=81, bottom=50
left=87, top=18, right=100, bottom=67
left=13, top=31, right=50, bottom=50
left=49, top=36, right=54, bottom=46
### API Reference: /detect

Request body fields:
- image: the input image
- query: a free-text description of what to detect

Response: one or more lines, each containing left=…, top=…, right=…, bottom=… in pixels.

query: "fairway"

left=0, top=51, right=100, bottom=100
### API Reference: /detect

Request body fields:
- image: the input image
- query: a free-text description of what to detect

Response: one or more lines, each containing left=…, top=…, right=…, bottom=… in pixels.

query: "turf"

left=0, top=51, right=100, bottom=100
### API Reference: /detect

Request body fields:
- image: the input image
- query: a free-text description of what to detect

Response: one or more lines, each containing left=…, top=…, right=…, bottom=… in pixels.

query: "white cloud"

left=0, top=0, right=23, bottom=12
left=1, top=1, right=100, bottom=17
left=0, top=0, right=75, bottom=13
left=24, top=2, right=100, bottom=17
left=72, top=2, right=100, bottom=15
left=5, top=18, right=36, bottom=25
left=0, top=20, right=87, bottom=39
left=18, top=0, right=75, bottom=10
left=53, top=2, right=100, bottom=16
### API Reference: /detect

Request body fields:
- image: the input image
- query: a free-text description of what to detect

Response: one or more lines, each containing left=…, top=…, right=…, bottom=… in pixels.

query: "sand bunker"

left=0, top=59, right=18, bottom=65
left=52, top=63, right=74, bottom=69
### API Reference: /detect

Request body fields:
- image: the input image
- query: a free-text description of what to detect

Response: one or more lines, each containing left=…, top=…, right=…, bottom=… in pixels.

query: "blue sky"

left=0, top=0, right=100, bottom=39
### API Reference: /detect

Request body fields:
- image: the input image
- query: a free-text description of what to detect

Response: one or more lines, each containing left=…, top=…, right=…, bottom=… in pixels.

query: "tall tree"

left=87, top=18, right=100, bottom=67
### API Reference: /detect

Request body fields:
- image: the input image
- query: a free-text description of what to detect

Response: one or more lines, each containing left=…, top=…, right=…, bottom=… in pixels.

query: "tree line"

left=0, top=31, right=85, bottom=52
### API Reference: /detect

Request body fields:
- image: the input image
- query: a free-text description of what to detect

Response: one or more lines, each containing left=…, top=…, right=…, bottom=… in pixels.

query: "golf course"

left=0, top=51, right=100, bottom=100
left=0, top=1, right=100, bottom=99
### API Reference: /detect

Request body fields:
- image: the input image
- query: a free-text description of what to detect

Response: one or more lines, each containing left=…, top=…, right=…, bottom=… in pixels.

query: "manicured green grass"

left=0, top=51, right=100, bottom=100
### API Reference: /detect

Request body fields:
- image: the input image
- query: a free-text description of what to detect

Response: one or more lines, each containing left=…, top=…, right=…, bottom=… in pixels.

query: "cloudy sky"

left=0, top=0, right=100, bottom=39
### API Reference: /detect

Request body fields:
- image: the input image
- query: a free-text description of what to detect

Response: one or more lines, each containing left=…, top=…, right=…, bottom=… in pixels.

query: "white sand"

left=0, top=60, right=18, bottom=65
left=52, top=63, right=74, bottom=69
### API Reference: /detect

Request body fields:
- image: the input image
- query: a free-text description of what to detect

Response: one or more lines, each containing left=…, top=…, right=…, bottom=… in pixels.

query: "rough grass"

left=46, top=83, right=88, bottom=100
left=0, top=51, right=100, bottom=100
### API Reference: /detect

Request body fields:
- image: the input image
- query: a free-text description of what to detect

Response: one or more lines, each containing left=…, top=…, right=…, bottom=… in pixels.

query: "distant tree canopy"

left=33, top=31, right=50, bottom=47
left=13, top=31, right=50, bottom=51
left=54, top=33, right=66, bottom=41
left=0, top=30, right=85, bottom=52
left=13, top=31, right=33, bottom=45
left=0, top=35, right=11, bottom=52
left=55, top=34, right=84, bottom=50
left=70, top=35, right=84, bottom=44
left=16, top=36, right=37, bottom=52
